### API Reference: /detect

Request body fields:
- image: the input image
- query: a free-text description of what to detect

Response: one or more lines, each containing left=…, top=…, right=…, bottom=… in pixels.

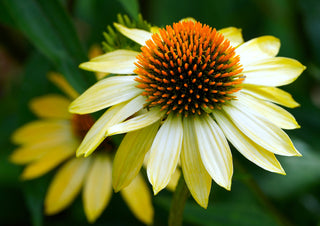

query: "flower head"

left=70, top=19, right=305, bottom=208
left=11, top=73, right=154, bottom=224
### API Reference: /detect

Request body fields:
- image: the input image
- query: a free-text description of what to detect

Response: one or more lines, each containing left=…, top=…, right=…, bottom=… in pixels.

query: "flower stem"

left=168, top=175, right=190, bottom=226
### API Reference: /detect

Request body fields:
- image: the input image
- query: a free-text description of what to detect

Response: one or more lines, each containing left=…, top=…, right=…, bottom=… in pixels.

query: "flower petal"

left=120, top=174, right=154, bottom=225
left=223, top=104, right=301, bottom=156
left=194, top=115, right=233, bottom=190
left=44, top=158, right=91, bottom=215
left=243, top=57, right=306, bottom=87
left=147, top=114, right=183, bottom=194
left=114, top=23, right=152, bottom=46
left=237, top=92, right=300, bottom=129
left=83, top=155, right=112, bottom=223
left=69, top=76, right=141, bottom=114
left=79, top=50, right=139, bottom=74
left=29, top=95, right=71, bottom=119
left=218, top=27, right=244, bottom=47
left=107, top=108, right=165, bottom=136
left=166, top=169, right=181, bottom=192
left=20, top=139, right=78, bottom=180
left=236, top=36, right=280, bottom=66
left=181, top=117, right=212, bottom=208
left=76, top=96, right=145, bottom=157
left=241, top=85, right=299, bottom=108
left=12, top=120, right=70, bottom=145
left=48, top=72, right=79, bottom=99
left=113, top=122, right=160, bottom=192
left=214, top=111, right=285, bottom=174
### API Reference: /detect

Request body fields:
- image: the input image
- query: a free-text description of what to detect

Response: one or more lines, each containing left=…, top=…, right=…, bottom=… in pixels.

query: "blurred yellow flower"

left=11, top=73, right=154, bottom=224
left=70, top=19, right=305, bottom=208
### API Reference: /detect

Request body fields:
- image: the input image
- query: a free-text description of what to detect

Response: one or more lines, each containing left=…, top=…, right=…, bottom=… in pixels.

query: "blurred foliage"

left=0, top=0, right=320, bottom=225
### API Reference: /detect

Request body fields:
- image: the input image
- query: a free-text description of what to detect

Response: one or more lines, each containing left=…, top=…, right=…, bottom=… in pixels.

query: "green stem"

left=168, top=175, right=190, bottom=226
left=236, top=160, right=293, bottom=226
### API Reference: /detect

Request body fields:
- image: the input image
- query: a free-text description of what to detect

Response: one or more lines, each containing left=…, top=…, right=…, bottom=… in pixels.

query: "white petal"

left=76, top=95, right=145, bottom=157
left=236, top=36, right=280, bottom=66
left=79, top=50, right=139, bottom=74
left=147, top=114, right=183, bottom=194
left=243, top=57, right=306, bottom=87
left=69, top=76, right=141, bottom=114
left=114, top=23, right=152, bottom=46
left=107, top=108, right=165, bottom=136
left=214, top=111, right=285, bottom=174
left=241, top=85, right=299, bottom=108
left=237, top=92, right=300, bottom=129
left=218, top=27, right=244, bottom=47
left=223, top=104, right=301, bottom=156
left=181, top=117, right=212, bottom=208
left=194, top=115, right=233, bottom=190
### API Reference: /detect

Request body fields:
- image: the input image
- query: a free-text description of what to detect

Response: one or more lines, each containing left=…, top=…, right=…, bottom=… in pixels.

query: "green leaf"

left=2, top=0, right=92, bottom=93
left=117, top=0, right=140, bottom=20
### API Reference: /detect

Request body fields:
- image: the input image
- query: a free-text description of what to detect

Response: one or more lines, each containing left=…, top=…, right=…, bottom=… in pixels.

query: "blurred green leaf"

left=117, top=0, right=140, bottom=20
left=2, top=0, right=91, bottom=93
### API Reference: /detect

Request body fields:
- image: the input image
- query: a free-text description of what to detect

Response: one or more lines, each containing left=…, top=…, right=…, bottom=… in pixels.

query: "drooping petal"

left=107, top=108, right=165, bottom=136
left=120, top=174, right=154, bottom=225
left=166, top=169, right=181, bottom=192
left=83, top=155, right=112, bottom=223
left=48, top=72, right=79, bottom=99
left=236, top=36, right=280, bottom=66
left=114, top=23, right=152, bottom=46
left=218, top=27, right=244, bottom=47
left=194, top=115, right=233, bottom=190
left=241, top=85, right=299, bottom=108
left=243, top=57, right=306, bottom=87
left=76, top=96, right=145, bottom=157
left=237, top=92, right=300, bottom=129
left=69, top=76, right=141, bottom=114
left=147, top=114, right=183, bottom=194
left=20, top=139, right=78, bottom=180
left=223, top=104, right=301, bottom=156
left=29, top=95, right=71, bottom=119
left=12, top=120, right=70, bottom=145
left=181, top=117, right=212, bottom=208
left=113, top=122, right=160, bottom=192
left=44, top=158, right=91, bottom=215
left=79, top=50, right=139, bottom=74
left=214, top=111, right=285, bottom=174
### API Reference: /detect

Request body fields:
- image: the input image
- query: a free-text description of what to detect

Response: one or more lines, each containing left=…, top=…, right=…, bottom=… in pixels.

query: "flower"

left=70, top=19, right=306, bottom=208
left=11, top=73, right=154, bottom=224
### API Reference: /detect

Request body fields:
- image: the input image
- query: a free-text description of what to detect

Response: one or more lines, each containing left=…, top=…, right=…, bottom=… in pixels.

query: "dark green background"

left=0, top=0, right=319, bottom=225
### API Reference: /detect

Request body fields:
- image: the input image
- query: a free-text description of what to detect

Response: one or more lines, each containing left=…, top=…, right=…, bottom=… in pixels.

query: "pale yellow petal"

left=166, top=169, right=181, bottom=192
left=218, top=27, right=244, bottom=47
left=79, top=50, right=139, bottom=74
left=120, top=174, right=154, bottom=225
left=243, top=57, right=306, bottom=87
left=45, top=158, right=91, bottom=215
left=114, top=23, right=152, bottom=46
left=237, top=92, right=300, bottom=129
left=181, top=117, right=212, bottom=208
left=12, top=120, right=71, bottom=145
left=29, top=95, right=71, bottom=119
left=47, top=72, right=79, bottom=99
left=76, top=96, right=145, bottom=157
left=69, top=76, right=141, bottom=114
left=83, top=155, right=112, bottom=223
left=107, top=108, right=165, bottom=136
left=21, top=139, right=78, bottom=180
left=113, top=122, right=160, bottom=192
left=147, top=114, right=183, bottom=194
left=194, top=115, right=233, bottom=190
left=214, top=111, right=285, bottom=174
left=236, top=36, right=280, bottom=66
left=223, top=104, right=301, bottom=156
left=241, top=85, right=299, bottom=108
